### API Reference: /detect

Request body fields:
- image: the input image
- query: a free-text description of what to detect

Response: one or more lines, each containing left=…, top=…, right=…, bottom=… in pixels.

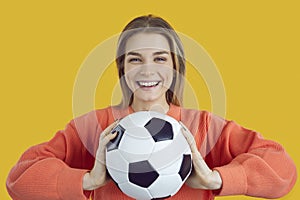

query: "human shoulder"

left=71, top=106, right=110, bottom=121
left=68, top=106, right=113, bottom=132
left=180, top=106, right=211, bottom=122
left=72, top=105, right=132, bottom=126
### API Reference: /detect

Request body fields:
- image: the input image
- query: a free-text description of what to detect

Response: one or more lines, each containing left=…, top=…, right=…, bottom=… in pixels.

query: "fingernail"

left=180, top=123, right=187, bottom=131
left=111, top=131, right=117, bottom=135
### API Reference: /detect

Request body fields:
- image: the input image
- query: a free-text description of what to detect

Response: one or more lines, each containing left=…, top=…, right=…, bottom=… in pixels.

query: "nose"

left=139, top=65, right=155, bottom=76
left=139, top=71, right=155, bottom=76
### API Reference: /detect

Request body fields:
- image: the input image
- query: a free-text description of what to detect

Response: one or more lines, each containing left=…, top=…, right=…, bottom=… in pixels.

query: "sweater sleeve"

left=209, top=120, right=297, bottom=198
left=6, top=121, right=92, bottom=200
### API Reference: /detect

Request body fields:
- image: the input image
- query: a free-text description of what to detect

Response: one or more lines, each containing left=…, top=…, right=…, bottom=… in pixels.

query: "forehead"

left=125, top=33, right=170, bottom=53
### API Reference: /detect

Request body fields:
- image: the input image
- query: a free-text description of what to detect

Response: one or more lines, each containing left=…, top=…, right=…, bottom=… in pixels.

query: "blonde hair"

left=116, top=14, right=185, bottom=107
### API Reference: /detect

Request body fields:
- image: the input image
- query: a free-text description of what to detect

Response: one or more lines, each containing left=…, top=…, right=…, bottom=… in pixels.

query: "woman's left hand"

left=179, top=121, right=223, bottom=190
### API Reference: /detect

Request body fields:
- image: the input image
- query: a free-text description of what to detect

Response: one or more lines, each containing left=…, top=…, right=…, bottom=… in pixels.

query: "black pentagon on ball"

left=178, top=154, right=192, bottom=181
left=106, top=125, right=125, bottom=152
left=144, top=117, right=173, bottom=142
left=129, top=160, right=159, bottom=188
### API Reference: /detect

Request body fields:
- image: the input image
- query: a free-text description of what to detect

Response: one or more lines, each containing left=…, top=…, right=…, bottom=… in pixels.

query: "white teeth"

left=138, top=81, right=159, bottom=87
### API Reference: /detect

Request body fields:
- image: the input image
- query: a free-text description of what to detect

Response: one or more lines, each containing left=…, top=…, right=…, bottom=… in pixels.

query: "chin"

left=135, top=94, right=163, bottom=103
left=140, top=97, right=160, bottom=102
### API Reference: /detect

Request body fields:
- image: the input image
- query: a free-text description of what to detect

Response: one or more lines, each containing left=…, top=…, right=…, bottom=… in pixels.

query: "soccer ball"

left=106, top=111, right=192, bottom=200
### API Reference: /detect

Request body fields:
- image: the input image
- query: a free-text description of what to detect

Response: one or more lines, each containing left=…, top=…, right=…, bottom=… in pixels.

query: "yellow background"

left=1, top=1, right=299, bottom=199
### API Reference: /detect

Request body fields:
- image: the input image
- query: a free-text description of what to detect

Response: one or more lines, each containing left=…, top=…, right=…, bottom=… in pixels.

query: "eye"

left=154, top=57, right=167, bottom=62
left=128, top=57, right=142, bottom=63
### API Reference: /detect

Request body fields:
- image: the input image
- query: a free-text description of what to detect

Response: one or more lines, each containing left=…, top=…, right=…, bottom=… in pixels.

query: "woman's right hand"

left=82, top=120, right=119, bottom=190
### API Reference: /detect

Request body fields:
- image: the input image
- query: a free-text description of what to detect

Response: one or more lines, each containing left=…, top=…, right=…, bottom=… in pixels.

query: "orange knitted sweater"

left=6, top=104, right=297, bottom=200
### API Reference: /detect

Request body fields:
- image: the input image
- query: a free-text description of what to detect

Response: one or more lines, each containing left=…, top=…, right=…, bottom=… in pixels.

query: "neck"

left=131, top=100, right=170, bottom=114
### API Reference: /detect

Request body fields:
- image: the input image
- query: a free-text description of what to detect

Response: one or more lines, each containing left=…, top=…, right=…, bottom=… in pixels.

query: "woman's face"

left=124, top=32, right=174, bottom=105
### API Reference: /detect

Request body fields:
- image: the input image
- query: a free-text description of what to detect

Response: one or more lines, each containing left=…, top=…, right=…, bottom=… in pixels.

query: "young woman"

left=6, top=15, right=297, bottom=200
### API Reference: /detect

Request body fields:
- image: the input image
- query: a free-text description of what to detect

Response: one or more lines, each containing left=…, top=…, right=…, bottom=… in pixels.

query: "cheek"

left=124, top=67, right=138, bottom=90
left=124, top=73, right=134, bottom=87
left=164, top=60, right=175, bottom=82
left=161, top=67, right=174, bottom=86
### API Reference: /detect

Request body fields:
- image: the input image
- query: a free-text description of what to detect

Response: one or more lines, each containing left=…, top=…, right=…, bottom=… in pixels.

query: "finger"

left=98, top=132, right=118, bottom=160
left=101, top=130, right=118, bottom=147
left=98, top=132, right=118, bottom=162
left=182, top=130, right=198, bottom=153
left=179, top=121, right=198, bottom=152
left=179, top=121, right=189, bottom=132
left=179, top=122, right=195, bottom=144
left=106, top=131, right=118, bottom=142
left=100, top=119, right=120, bottom=139
left=100, top=135, right=113, bottom=148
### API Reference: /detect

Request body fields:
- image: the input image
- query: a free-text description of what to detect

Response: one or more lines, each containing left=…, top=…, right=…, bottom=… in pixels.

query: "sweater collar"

left=129, top=103, right=181, bottom=121
left=111, top=103, right=181, bottom=121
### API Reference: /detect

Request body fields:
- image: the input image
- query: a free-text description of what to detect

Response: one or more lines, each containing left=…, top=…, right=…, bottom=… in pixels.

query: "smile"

left=137, top=81, right=161, bottom=87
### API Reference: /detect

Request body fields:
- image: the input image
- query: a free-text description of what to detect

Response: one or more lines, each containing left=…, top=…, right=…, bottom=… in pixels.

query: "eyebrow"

left=126, top=51, right=170, bottom=57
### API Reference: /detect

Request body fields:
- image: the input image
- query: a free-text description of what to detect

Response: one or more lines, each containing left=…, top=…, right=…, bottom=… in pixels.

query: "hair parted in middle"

left=115, top=14, right=186, bottom=107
